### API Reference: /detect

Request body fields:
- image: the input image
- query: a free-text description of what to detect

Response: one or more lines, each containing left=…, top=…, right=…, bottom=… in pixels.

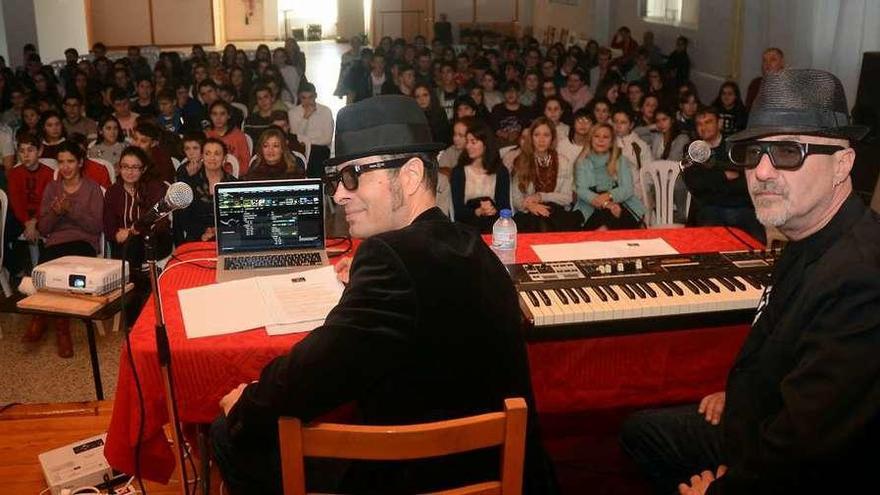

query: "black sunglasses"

left=323, top=156, right=412, bottom=196
left=728, top=141, right=844, bottom=169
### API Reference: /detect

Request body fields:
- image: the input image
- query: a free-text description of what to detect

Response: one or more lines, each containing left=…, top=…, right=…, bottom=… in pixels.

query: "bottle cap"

left=500, top=208, right=512, bottom=219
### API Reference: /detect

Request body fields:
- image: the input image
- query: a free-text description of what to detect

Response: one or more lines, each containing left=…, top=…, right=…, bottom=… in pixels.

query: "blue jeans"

left=619, top=404, right=726, bottom=495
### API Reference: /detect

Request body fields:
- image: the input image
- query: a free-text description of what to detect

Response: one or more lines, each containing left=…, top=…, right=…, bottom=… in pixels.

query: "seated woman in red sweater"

left=103, top=146, right=171, bottom=326
left=24, top=141, right=104, bottom=358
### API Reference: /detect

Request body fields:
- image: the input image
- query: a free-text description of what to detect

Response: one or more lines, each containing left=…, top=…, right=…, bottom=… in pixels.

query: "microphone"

left=679, top=140, right=712, bottom=170
left=136, top=181, right=194, bottom=230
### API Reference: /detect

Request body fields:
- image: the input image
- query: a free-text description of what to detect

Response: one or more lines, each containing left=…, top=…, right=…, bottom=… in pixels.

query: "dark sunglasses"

left=323, top=155, right=412, bottom=196
left=728, top=141, right=844, bottom=169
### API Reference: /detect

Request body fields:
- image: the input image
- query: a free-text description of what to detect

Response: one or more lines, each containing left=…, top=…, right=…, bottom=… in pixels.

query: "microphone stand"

left=145, top=230, right=192, bottom=495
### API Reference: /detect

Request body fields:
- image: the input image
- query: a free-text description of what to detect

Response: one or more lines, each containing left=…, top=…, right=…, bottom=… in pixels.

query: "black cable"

left=725, top=226, right=759, bottom=250
left=0, top=402, right=22, bottom=414
left=120, top=240, right=148, bottom=495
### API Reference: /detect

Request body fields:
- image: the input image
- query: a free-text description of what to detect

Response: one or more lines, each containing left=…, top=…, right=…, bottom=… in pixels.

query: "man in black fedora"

left=211, top=95, right=557, bottom=494
left=620, top=69, right=880, bottom=494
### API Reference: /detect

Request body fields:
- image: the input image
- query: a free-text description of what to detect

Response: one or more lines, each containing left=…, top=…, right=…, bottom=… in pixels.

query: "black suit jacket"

left=227, top=207, right=557, bottom=493
left=709, top=195, right=880, bottom=494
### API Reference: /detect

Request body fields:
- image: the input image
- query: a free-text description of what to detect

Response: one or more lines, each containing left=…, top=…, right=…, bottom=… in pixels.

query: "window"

left=641, top=0, right=699, bottom=28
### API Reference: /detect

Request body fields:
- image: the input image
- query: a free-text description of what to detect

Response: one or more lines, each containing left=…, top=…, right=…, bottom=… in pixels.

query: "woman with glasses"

left=27, top=141, right=104, bottom=357
left=575, top=123, right=645, bottom=230
left=175, top=138, right=237, bottom=244
left=560, top=108, right=594, bottom=165
left=511, top=117, right=582, bottom=232
left=450, top=117, right=511, bottom=233
left=103, top=146, right=171, bottom=325
left=242, top=127, right=306, bottom=181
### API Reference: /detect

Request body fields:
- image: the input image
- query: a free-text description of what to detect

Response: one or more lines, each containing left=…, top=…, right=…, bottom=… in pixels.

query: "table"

left=1, top=288, right=134, bottom=400
left=105, top=227, right=763, bottom=483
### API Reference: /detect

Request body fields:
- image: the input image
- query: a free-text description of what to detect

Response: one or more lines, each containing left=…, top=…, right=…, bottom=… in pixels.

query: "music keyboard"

left=510, top=250, right=780, bottom=340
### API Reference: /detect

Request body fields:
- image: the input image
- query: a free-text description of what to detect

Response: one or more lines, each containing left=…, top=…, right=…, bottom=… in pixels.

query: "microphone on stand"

left=679, top=140, right=712, bottom=170
left=136, top=182, right=193, bottom=230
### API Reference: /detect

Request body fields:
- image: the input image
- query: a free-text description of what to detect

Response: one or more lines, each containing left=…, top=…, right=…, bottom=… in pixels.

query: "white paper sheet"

left=178, top=265, right=344, bottom=338
left=532, top=238, right=679, bottom=262
left=179, top=277, right=267, bottom=339
left=256, top=266, right=344, bottom=335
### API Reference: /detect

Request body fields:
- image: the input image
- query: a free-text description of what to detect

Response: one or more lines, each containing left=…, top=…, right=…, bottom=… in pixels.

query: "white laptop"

left=214, top=179, right=329, bottom=282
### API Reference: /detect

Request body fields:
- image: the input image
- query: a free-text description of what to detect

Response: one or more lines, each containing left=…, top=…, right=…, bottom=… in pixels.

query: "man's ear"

left=400, top=157, right=425, bottom=195
left=833, top=145, right=855, bottom=184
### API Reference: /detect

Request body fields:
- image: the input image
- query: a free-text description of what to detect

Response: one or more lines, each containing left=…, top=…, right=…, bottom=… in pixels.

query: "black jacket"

left=226, top=207, right=557, bottom=493
left=709, top=195, right=880, bottom=494
left=682, top=141, right=753, bottom=209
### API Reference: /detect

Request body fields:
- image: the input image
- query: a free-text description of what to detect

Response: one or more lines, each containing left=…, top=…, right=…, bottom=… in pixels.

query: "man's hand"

left=220, top=383, right=248, bottom=416
left=698, top=391, right=726, bottom=425
left=334, top=256, right=352, bottom=285
left=201, top=227, right=216, bottom=241
left=679, top=466, right=727, bottom=495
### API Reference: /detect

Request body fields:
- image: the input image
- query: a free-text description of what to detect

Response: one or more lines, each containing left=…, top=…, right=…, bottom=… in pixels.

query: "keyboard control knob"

left=635, top=259, right=643, bottom=270
left=617, top=262, right=625, bottom=273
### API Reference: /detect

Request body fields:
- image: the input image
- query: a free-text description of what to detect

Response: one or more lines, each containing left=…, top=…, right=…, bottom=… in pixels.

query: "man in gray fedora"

left=620, top=69, right=880, bottom=494
left=211, top=95, right=557, bottom=494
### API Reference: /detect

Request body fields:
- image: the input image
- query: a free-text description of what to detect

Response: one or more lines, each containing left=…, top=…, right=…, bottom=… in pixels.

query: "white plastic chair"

left=91, top=157, right=116, bottom=184
left=640, top=160, right=691, bottom=228
left=40, top=158, right=58, bottom=171
left=172, top=156, right=182, bottom=170
left=0, top=190, right=11, bottom=338
left=245, top=134, right=253, bottom=156
left=225, top=155, right=241, bottom=178
left=231, top=102, right=249, bottom=120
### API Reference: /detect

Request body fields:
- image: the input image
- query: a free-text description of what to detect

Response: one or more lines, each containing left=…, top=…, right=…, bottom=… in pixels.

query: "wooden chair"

left=278, top=397, right=528, bottom=495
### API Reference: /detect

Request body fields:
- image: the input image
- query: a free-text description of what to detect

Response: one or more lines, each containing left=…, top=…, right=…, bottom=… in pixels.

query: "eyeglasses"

left=728, top=141, right=844, bottom=169
left=323, top=155, right=413, bottom=196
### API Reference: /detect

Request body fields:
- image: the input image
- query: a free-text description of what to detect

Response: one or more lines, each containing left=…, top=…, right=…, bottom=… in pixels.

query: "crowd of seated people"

left=336, top=27, right=763, bottom=235
left=0, top=39, right=332, bottom=355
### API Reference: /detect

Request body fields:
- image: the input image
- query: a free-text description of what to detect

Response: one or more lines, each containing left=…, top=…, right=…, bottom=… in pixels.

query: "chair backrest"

left=278, top=398, right=528, bottom=495
left=231, top=101, right=249, bottom=120
left=244, top=133, right=253, bottom=156
left=0, top=189, right=7, bottom=269
left=91, top=157, right=116, bottom=184
left=171, top=156, right=182, bottom=170
left=40, top=158, right=58, bottom=171
left=225, top=154, right=240, bottom=178
left=641, top=160, right=690, bottom=226
left=293, top=151, right=307, bottom=171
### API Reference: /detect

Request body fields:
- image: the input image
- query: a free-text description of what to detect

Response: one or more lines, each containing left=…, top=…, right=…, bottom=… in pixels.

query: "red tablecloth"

left=105, top=227, right=762, bottom=482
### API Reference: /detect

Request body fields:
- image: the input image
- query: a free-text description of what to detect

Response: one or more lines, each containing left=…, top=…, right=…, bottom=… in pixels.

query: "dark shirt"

left=131, top=99, right=158, bottom=117
left=225, top=207, right=556, bottom=493
left=716, top=105, right=749, bottom=138
left=242, top=160, right=306, bottom=181
left=490, top=104, right=532, bottom=146
left=681, top=140, right=752, bottom=209
left=709, top=195, right=880, bottom=494
left=745, top=77, right=762, bottom=110
left=434, top=21, right=453, bottom=45
left=174, top=167, right=237, bottom=244
left=242, top=112, right=275, bottom=144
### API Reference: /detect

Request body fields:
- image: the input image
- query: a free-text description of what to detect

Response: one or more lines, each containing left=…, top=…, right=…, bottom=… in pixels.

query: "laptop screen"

left=214, top=179, right=325, bottom=254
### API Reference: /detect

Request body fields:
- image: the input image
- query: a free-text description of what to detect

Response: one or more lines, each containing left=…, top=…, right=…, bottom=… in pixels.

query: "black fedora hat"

left=728, top=68, right=869, bottom=142
left=325, top=95, right=446, bottom=168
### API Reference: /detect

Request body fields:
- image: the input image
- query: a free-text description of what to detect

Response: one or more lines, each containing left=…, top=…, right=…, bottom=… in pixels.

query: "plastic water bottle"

left=492, top=209, right=517, bottom=265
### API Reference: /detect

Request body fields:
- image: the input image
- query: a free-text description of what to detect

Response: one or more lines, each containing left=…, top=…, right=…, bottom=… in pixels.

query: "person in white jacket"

left=612, top=109, right=652, bottom=208
left=510, top=117, right=584, bottom=232
left=288, top=82, right=334, bottom=177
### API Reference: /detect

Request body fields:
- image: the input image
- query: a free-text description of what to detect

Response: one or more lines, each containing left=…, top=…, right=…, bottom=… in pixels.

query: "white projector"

left=32, top=256, right=129, bottom=295
left=39, top=433, right=113, bottom=495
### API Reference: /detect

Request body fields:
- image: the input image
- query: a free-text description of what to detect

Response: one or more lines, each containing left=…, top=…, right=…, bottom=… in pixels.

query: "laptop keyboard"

left=224, top=252, right=323, bottom=271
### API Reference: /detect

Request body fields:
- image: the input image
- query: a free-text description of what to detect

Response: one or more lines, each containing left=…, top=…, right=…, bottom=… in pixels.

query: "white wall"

left=0, top=2, right=8, bottom=65
left=3, top=0, right=38, bottom=68
left=610, top=0, right=737, bottom=101
left=33, top=0, right=89, bottom=63
left=338, top=0, right=365, bottom=39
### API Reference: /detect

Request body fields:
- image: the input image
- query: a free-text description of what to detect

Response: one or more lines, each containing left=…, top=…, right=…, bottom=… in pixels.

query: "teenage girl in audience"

left=205, top=100, right=250, bottom=176
left=712, top=81, right=748, bottom=137
left=634, top=94, right=660, bottom=140
left=175, top=138, right=236, bottom=244
left=450, top=117, right=511, bottom=233
left=543, top=96, right=570, bottom=142
left=649, top=107, right=691, bottom=223
left=87, top=115, right=126, bottom=168
left=176, top=131, right=206, bottom=181
left=677, top=91, right=699, bottom=138
left=510, top=117, right=581, bottom=232
left=242, top=127, right=306, bottom=181
left=588, top=97, right=612, bottom=124
left=438, top=119, right=467, bottom=171
left=27, top=141, right=104, bottom=358
left=413, top=82, right=451, bottom=145
left=39, top=110, right=68, bottom=159
left=563, top=108, right=594, bottom=164
left=19, top=104, right=41, bottom=138
left=574, top=122, right=645, bottom=230
left=103, top=146, right=171, bottom=325
left=480, top=71, right=503, bottom=110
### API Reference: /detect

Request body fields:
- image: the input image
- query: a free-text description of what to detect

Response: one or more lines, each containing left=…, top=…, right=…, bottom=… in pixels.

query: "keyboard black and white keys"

left=510, top=250, right=779, bottom=340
